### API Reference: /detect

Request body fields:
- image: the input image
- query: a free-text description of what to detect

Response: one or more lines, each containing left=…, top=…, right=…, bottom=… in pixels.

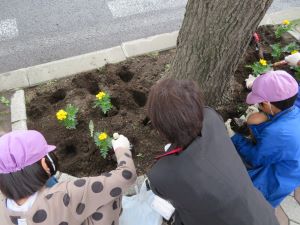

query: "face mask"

left=46, top=154, right=56, bottom=174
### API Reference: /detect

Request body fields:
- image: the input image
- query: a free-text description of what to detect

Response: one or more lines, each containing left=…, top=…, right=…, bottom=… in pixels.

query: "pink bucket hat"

left=0, top=130, right=56, bottom=174
left=246, top=70, right=298, bottom=104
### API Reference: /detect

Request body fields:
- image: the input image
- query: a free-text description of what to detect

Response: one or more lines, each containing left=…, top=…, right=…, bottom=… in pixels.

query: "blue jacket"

left=232, top=106, right=300, bottom=207
left=296, top=85, right=300, bottom=108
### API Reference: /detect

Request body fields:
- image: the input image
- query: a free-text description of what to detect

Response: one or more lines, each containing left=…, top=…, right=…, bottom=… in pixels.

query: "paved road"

left=0, top=0, right=299, bottom=74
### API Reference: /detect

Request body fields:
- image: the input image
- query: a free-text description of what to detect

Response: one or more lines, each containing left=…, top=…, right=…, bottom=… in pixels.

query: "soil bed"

left=26, top=25, right=299, bottom=177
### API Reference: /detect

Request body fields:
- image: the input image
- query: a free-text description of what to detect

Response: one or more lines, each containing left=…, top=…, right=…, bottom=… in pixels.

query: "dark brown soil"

left=25, top=25, right=299, bottom=177
left=26, top=51, right=172, bottom=177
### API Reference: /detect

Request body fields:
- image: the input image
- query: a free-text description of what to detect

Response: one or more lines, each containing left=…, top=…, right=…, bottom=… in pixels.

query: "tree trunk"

left=171, top=0, right=273, bottom=107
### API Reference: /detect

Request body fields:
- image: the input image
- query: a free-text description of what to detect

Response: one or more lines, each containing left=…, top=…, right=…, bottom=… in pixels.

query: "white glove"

left=245, top=74, right=258, bottom=89
left=112, top=134, right=130, bottom=151
left=224, top=119, right=235, bottom=138
left=245, top=105, right=259, bottom=120
left=164, top=143, right=171, bottom=152
left=285, top=53, right=300, bottom=67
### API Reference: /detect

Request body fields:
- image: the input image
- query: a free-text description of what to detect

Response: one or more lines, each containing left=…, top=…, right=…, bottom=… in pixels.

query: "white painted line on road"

left=107, top=0, right=187, bottom=18
left=0, top=19, right=19, bottom=41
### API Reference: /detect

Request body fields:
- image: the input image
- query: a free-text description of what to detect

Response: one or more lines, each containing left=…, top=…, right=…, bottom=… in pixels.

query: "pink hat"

left=0, top=130, right=56, bottom=174
left=246, top=70, right=298, bottom=104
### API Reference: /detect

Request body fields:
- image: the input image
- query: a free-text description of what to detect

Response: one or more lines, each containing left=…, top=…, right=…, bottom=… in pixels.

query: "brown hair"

left=146, top=79, right=204, bottom=148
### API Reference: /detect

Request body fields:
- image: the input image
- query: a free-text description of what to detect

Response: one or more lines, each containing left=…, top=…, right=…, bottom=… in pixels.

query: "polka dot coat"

left=0, top=147, right=137, bottom=225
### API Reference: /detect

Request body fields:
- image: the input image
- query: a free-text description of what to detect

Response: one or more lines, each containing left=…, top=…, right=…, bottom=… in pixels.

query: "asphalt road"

left=0, top=0, right=299, bottom=74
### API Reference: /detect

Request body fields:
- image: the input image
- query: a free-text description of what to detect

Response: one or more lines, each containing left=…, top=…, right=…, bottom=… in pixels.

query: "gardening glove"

left=112, top=133, right=130, bottom=151
left=285, top=52, right=300, bottom=67
left=245, top=105, right=259, bottom=120
left=164, top=143, right=171, bottom=152
left=245, top=74, right=258, bottom=89
left=224, top=119, right=235, bottom=138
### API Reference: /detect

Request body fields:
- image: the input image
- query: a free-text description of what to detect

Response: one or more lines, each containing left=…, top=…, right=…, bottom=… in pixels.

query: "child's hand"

left=112, top=134, right=130, bottom=151
left=285, top=53, right=300, bottom=67
left=245, top=105, right=260, bottom=120
left=245, top=74, right=258, bottom=90
left=225, top=119, right=235, bottom=138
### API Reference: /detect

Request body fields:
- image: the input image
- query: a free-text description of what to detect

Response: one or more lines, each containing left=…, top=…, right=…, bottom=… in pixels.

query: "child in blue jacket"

left=285, top=53, right=300, bottom=107
left=226, top=70, right=300, bottom=207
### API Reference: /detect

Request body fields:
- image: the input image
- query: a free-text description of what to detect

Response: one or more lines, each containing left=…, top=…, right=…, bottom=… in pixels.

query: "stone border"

left=10, top=89, right=27, bottom=131
left=264, top=7, right=300, bottom=25
left=121, top=31, right=178, bottom=57
left=1, top=8, right=299, bottom=92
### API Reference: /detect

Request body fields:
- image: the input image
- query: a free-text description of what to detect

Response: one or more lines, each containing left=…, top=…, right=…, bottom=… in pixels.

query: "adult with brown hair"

left=146, top=78, right=279, bottom=225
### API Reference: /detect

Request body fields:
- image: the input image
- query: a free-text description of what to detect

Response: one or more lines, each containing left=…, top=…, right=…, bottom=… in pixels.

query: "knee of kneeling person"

left=247, top=112, right=268, bottom=125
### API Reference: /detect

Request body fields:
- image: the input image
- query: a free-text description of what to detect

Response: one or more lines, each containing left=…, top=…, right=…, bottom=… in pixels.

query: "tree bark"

left=171, top=0, right=273, bottom=107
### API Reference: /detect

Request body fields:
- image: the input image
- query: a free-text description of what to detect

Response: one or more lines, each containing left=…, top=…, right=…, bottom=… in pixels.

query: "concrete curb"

left=259, top=7, right=300, bottom=26
left=10, top=89, right=28, bottom=131
left=121, top=31, right=178, bottom=57
left=27, top=46, right=126, bottom=87
left=267, top=8, right=300, bottom=25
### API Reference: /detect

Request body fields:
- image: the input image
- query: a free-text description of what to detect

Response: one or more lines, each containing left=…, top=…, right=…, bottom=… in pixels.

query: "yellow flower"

left=56, top=110, right=68, bottom=121
left=283, top=20, right=290, bottom=25
left=291, top=50, right=299, bottom=55
left=96, top=91, right=106, bottom=100
left=98, top=132, right=108, bottom=141
left=259, top=59, right=267, bottom=66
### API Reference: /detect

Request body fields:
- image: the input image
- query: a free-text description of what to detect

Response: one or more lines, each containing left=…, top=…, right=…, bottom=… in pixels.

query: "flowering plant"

left=294, top=67, right=300, bottom=80
left=56, top=104, right=78, bottom=129
left=275, top=20, right=295, bottom=38
left=271, top=42, right=299, bottom=60
left=271, top=43, right=283, bottom=60
left=283, top=42, right=299, bottom=54
left=246, top=59, right=271, bottom=76
left=94, top=91, right=112, bottom=114
left=94, top=132, right=112, bottom=158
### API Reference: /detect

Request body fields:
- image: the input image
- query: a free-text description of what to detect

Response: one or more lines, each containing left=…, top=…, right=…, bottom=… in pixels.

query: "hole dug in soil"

left=117, top=66, right=134, bottom=82
left=49, top=89, right=67, bottom=104
left=131, top=90, right=147, bottom=107
left=72, top=74, right=100, bottom=95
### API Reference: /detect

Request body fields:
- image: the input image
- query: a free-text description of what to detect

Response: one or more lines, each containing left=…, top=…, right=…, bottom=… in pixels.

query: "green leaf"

left=61, top=104, right=79, bottom=129
left=89, top=120, right=94, bottom=137
left=164, top=64, right=171, bottom=72
left=94, top=132, right=112, bottom=159
left=294, top=67, right=300, bottom=81
left=271, top=43, right=283, bottom=60
left=282, top=42, right=299, bottom=53
left=275, top=23, right=294, bottom=38
left=95, top=93, right=113, bottom=114
left=0, top=96, right=10, bottom=106
left=245, top=61, right=272, bottom=76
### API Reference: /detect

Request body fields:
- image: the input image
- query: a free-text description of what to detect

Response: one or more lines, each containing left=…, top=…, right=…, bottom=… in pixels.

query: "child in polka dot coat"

left=0, top=130, right=137, bottom=225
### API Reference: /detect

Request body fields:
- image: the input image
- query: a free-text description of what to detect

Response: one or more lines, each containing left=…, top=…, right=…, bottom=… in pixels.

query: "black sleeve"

left=147, top=167, right=165, bottom=198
